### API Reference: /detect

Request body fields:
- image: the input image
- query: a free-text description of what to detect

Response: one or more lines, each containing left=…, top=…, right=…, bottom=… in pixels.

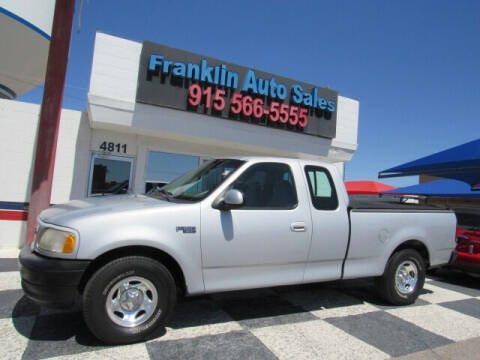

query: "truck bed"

left=348, top=197, right=450, bottom=212
left=344, top=196, right=457, bottom=279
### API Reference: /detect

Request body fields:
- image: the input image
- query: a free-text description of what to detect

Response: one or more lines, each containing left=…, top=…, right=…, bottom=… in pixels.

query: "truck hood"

left=40, top=195, right=175, bottom=226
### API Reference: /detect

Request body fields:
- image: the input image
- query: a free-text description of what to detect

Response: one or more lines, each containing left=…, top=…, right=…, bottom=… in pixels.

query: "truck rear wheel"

left=83, top=256, right=176, bottom=344
left=376, top=249, right=425, bottom=305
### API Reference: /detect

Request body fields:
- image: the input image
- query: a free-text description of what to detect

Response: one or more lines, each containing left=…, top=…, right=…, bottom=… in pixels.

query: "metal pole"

left=25, top=0, right=76, bottom=245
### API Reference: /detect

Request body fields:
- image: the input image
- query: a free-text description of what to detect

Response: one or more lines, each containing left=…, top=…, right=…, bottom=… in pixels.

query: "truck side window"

left=231, top=162, right=298, bottom=209
left=304, top=166, right=338, bottom=210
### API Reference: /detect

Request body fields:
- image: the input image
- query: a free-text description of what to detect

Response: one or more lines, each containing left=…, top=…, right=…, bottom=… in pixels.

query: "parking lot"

left=2, top=249, right=480, bottom=360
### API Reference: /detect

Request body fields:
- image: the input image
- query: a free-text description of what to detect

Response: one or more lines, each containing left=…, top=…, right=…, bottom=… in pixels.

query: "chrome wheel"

left=395, top=261, right=418, bottom=295
left=106, top=276, right=158, bottom=327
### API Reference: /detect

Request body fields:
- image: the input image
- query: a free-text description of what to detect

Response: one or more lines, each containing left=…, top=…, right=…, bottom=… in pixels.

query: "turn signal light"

left=62, top=234, right=76, bottom=253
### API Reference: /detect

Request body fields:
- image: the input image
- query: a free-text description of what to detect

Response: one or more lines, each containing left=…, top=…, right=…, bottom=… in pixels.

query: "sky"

left=18, top=0, right=480, bottom=187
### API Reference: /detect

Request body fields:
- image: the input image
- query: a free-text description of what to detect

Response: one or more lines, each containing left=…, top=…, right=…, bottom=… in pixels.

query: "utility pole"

left=25, top=0, right=76, bottom=245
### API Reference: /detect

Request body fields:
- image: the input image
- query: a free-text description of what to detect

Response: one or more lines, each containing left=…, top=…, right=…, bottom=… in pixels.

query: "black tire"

left=376, top=249, right=425, bottom=306
left=83, top=256, right=176, bottom=344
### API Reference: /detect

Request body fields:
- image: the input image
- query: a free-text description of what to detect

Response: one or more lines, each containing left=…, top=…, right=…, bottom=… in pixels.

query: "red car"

left=452, top=212, right=480, bottom=273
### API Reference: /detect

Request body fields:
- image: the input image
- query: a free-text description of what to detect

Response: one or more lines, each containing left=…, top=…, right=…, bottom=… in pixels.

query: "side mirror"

left=217, top=189, right=244, bottom=210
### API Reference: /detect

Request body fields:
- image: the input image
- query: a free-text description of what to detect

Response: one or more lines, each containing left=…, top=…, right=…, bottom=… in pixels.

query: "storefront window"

left=145, top=151, right=200, bottom=192
left=89, top=155, right=134, bottom=196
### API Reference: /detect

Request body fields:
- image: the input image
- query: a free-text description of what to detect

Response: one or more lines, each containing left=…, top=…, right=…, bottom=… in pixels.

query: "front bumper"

left=19, top=246, right=91, bottom=308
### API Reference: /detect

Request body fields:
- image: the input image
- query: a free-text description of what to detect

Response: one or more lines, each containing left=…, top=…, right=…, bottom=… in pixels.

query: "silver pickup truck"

left=20, top=157, right=457, bottom=344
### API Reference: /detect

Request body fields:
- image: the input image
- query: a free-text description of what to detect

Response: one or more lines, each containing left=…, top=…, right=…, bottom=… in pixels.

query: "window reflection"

left=91, top=157, right=132, bottom=195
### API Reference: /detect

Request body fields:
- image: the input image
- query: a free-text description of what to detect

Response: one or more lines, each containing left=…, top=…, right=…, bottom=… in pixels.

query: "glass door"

left=88, top=154, right=134, bottom=196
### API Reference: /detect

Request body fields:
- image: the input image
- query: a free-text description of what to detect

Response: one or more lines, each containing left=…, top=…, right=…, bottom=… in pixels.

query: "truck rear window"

left=304, top=166, right=338, bottom=210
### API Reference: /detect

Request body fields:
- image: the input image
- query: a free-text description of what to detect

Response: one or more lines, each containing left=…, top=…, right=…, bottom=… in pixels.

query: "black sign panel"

left=136, top=41, right=337, bottom=139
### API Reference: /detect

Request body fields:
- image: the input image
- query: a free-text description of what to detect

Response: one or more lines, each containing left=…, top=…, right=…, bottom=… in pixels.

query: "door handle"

left=290, top=222, right=306, bottom=232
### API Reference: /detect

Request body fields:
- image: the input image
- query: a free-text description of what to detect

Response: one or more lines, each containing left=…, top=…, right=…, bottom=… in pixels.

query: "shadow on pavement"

left=12, top=298, right=102, bottom=345
left=9, top=278, right=432, bottom=358
left=430, top=268, right=480, bottom=289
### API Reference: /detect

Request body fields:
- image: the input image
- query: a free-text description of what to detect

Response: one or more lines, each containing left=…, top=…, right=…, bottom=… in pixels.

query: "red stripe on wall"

left=0, top=211, right=28, bottom=221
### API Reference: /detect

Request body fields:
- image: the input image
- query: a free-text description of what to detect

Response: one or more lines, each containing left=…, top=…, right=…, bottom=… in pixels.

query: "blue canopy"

left=378, top=139, right=480, bottom=190
left=382, top=179, right=480, bottom=198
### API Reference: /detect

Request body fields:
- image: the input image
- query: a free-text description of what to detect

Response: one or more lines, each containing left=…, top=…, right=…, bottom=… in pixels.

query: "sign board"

left=136, top=41, right=337, bottom=139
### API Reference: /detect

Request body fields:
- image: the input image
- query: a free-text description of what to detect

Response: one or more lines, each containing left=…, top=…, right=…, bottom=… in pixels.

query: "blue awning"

left=378, top=139, right=480, bottom=190
left=382, top=179, right=480, bottom=198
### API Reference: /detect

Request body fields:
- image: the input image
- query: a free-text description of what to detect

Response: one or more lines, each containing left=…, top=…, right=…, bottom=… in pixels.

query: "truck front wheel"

left=376, top=249, right=425, bottom=306
left=83, top=256, right=176, bottom=344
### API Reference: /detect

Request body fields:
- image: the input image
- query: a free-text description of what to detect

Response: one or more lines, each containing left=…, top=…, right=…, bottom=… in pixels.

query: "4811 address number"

left=100, top=141, right=127, bottom=153
left=188, top=84, right=308, bottom=128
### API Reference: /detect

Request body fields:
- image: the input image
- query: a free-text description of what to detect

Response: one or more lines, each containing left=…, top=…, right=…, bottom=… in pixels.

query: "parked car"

left=19, top=157, right=457, bottom=344
left=452, top=211, right=480, bottom=274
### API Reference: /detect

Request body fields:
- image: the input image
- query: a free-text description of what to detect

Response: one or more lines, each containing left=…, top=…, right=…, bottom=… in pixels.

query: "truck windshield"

left=147, top=159, right=245, bottom=202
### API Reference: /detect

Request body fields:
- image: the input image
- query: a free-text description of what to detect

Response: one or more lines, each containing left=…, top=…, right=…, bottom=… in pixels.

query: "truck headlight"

left=37, top=228, right=76, bottom=254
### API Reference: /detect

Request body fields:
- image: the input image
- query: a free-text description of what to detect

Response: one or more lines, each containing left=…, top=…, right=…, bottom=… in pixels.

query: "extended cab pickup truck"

left=20, top=157, right=457, bottom=344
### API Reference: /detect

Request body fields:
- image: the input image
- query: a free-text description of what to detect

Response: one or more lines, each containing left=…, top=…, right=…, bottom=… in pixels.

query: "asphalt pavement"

left=2, top=249, right=480, bottom=359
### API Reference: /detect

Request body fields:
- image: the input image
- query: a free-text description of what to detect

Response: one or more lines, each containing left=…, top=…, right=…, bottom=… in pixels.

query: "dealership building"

left=0, top=32, right=359, bottom=248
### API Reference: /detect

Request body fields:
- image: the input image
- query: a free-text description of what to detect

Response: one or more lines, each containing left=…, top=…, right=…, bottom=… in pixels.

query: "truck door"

left=302, top=165, right=350, bottom=282
left=201, top=161, right=312, bottom=292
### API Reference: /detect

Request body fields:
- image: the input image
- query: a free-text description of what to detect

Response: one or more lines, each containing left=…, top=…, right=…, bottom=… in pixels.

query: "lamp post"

left=25, top=0, right=76, bottom=245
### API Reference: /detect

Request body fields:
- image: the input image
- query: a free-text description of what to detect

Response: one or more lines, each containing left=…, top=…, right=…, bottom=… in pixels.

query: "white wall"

left=51, top=111, right=91, bottom=203
left=0, top=99, right=89, bottom=248
left=88, top=32, right=359, bottom=163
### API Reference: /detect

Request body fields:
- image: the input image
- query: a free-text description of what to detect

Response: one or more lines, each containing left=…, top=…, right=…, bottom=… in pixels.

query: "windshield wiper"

left=156, top=187, right=173, bottom=202
left=174, top=194, right=197, bottom=201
